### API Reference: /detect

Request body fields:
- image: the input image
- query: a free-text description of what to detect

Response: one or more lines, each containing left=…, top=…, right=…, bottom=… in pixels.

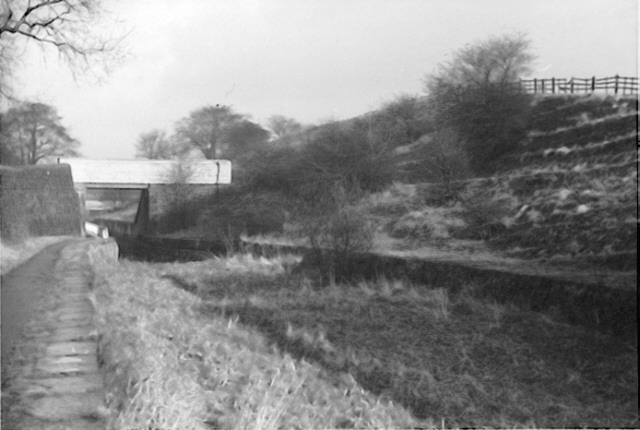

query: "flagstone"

left=46, top=342, right=96, bottom=356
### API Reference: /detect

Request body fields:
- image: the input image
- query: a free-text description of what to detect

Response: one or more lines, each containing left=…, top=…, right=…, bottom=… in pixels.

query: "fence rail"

left=517, top=75, right=637, bottom=95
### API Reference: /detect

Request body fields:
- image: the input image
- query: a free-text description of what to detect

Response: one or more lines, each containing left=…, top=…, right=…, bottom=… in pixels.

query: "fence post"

left=533, top=78, right=537, bottom=93
left=614, top=75, right=619, bottom=94
left=591, top=76, right=595, bottom=92
left=552, top=77, right=555, bottom=94
left=570, top=80, right=574, bottom=94
left=542, top=79, right=545, bottom=94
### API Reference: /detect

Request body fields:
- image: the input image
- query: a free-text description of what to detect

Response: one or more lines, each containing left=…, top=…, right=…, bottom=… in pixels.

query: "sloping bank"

left=240, top=239, right=637, bottom=341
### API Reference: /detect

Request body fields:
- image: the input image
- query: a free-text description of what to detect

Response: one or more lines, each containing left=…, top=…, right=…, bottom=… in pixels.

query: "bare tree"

left=424, top=33, right=535, bottom=174
left=174, top=105, right=242, bottom=159
left=135, top=129, right=175, bottom=160
left=175, top=105, right=269, bottom=161
left=428, top=33, right=534, bottom=89
left=0, top=0, right=125, bottom=99
left=267, top=115, right=303, bottom=140
left=0, top=32, right=16, bottom=99
left=225, top=119, right=270, bottom=163
left=1, top=101, right=80, bottom=164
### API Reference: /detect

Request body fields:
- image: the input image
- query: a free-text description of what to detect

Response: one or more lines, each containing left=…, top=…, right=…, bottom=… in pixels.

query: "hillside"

left=383, top=94, right=637, bottom=268
left=492, top=96, right=636, bottom=260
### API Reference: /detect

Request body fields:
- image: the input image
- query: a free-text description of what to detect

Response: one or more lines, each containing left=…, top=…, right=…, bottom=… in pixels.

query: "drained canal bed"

left=109, top=232, right=637, bottom=342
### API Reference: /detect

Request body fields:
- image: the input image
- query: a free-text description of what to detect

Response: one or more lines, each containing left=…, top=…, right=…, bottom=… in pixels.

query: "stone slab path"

left=1, top=240, right=107, bottom=430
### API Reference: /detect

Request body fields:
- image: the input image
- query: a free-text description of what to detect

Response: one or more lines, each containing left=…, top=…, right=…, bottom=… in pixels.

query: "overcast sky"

left=14, top=0, right=639, bottom=160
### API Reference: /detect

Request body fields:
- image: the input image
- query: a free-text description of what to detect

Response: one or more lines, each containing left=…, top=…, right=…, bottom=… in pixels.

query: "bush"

left=364, top=183, right=418, bottom=217
left=299, top=121, right=394, bottom=192
left=239, top=97, right=432, bottom=201
left=307, top=206, right=375, bottom=285
left=456, top=188, right=517, bottom=240
left=369, top=95, right=433, bottom=148
left=425, top=33, right=535, bottom=175
left=297, top=181, right=375, bottom=284
left=199, top=190, right=286, bottom=243
left=388, top=208, right=467, bottom=241
left=239, top=145, right=305, bottom=195
left=154, top=200, right=202, bottom=233
left=415, top=128, right=472, bottom=201
left=416, top=182, right=464, bottom=206
left=429, top=83, right=532, bottom=175
left=389, top=212, right=434, bottom=240
left=153, top=189, right=212, bottom=234
left=152, top=161, right=201, bottom=233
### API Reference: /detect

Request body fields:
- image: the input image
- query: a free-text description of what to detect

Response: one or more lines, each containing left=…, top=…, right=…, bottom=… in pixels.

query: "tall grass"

left=93, top=255, right=420, bottom=429
left=92, top=252, right=637, bottom=428
left=158, top=253, right=638, bottom=428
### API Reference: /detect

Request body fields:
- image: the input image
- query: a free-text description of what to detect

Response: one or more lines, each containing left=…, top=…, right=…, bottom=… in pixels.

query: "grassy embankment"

left=94, top=252, right=638, bottom=428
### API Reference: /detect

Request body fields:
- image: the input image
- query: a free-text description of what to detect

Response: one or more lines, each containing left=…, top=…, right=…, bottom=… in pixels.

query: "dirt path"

left=1, top=240, right=72, bottom=356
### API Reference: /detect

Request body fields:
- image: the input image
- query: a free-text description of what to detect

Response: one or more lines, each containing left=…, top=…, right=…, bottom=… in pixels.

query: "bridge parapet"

left=58, top=158, right=231, bottom=186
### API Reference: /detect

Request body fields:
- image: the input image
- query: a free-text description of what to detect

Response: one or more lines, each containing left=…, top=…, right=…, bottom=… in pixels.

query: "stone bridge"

left=58, top=158, right=231, bottom=236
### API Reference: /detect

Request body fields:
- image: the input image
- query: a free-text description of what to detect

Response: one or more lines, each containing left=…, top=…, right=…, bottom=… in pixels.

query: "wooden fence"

left=517, top=75, right=637, bottom=95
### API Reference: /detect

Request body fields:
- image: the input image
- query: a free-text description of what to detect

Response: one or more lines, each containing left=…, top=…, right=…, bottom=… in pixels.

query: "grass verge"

left=0, top=236, right=74, bottom=276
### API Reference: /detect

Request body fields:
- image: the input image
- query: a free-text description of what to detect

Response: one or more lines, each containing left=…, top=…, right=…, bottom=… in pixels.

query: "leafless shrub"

left=296, top=181, right=374, bottom=285
left=155, top=160, right=198, bottom=232
left=416, top=128, right=472, bottom=203
left=457, top=188, right=516, bottom=240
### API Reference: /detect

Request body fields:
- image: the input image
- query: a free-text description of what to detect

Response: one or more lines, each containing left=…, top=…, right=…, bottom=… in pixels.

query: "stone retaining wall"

left=0, top=164, right=81, bottom=242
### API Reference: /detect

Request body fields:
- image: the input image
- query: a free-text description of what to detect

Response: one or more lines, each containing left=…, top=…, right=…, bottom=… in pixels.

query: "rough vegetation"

left=94, top=253, right=638, bottom=428
left=93, top=255, right=420, bottom=429
left=473, top=95, right=637, bottom=261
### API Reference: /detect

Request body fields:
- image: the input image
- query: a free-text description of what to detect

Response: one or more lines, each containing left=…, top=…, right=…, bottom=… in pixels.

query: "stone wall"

left=0, top=164, right=81, bottom=242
